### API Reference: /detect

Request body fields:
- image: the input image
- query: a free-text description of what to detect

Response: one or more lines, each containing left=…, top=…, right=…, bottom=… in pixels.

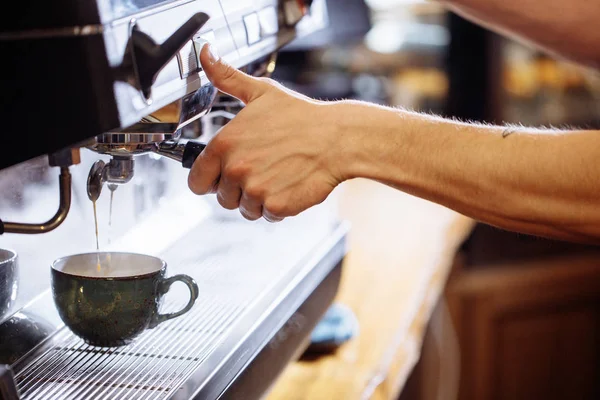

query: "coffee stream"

left=109, top=190, right=114, bottom=227
left=92, top=200, right=101, bottom=272
left=92, top=188, right=116, bottom=272
left=92, top=200, right=99, bottom=251
left=108, top=187, right=115, bottom=244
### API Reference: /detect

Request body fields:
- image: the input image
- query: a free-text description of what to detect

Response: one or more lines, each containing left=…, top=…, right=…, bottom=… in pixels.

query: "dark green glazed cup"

left=51, top=252, right=198, bottom=347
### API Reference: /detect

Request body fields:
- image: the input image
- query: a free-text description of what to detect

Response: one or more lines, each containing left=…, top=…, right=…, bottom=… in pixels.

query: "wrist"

left=323, top=100, right=368, bottom=182
left=328, top=100, right=409, bottom=183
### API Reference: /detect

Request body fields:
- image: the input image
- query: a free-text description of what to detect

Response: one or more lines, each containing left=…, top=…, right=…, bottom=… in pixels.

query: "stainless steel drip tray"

left=9, top=215, right=349, bottom=400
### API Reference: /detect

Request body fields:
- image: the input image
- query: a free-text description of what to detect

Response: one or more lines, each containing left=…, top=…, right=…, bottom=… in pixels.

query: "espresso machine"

left=0, top=1, right=348, bottom=399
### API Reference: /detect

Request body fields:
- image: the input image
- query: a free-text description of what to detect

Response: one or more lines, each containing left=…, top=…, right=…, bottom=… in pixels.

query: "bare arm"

left=190, top=45, right=600, bottom=244
left=340, top=101, right=600, bottom=243
left=443, top=0, right=600, bottom=68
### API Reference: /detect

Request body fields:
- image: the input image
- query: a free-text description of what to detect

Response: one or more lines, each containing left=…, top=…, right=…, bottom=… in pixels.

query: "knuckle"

left=224, top=161, right=251, bottom=181
left=264, top=199, right=288, bottom=217
left=243, top=183, right=266, bottom=200
left=216, top=191, right=238, bottom=210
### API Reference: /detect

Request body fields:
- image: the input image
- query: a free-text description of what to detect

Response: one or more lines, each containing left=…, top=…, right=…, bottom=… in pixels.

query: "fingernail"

left=263, top=210, right=283, bottom=223
left=206, top=44, right=220, bottom=65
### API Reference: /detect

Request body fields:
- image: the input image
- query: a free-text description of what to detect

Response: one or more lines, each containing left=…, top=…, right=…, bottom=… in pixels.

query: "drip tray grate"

left=16, top=297, right=243, bottom=400
left=12, top=212, right=342, bottom=400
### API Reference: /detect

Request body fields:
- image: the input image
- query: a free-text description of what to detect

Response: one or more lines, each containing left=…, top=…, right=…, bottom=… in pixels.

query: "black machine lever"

left=129, top=12, right=210, bottom=99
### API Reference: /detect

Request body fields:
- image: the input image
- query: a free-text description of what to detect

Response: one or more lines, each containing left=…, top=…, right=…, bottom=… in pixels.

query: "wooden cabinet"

left=402, top=227, right=600, bottom=400
left=447, top=251, right=600, bottom=400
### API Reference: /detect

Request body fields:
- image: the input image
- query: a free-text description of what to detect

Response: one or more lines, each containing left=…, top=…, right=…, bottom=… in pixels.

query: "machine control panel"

left=243, top=13, right=261, bottom=45
left=258, top=6, right=279, bottom=37
left=192, top=30, right=217, bottom=70
left=176, top=41, right=199, bottom=79
left=243, top=6, right=281, bottom=46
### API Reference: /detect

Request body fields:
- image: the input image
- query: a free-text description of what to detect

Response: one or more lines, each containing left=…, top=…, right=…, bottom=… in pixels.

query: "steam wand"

left=0, top=149, right=78, bottom=235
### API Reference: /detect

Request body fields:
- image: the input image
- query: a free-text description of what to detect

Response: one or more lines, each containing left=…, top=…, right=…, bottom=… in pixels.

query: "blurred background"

left=272, top=0, right=600, bottom=399
left=1, top=0, right=598, bottom=398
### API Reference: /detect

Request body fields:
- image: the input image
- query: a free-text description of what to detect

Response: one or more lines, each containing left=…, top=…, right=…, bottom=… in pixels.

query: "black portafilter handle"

left=154, top=139, right=206, bottom=169
left=181, top=141, right=206, bottom=169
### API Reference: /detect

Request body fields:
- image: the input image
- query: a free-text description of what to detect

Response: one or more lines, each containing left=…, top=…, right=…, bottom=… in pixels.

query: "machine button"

left=258, top=6, right=278, bottom=37
left=176, top=41, right=198, bottom=79
left=243, top=13, right=261, bottom=45
left=229, top=21, right=249, bottom=50
left=193, top=30, right=216, bottom=69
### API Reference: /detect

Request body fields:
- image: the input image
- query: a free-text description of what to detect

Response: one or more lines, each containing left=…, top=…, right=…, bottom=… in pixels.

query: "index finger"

left=188, top=147, right=221, bottom=195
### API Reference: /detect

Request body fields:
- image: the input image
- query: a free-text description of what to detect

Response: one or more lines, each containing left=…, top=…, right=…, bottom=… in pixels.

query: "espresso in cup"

left=51, top=252, right=198, bottom=347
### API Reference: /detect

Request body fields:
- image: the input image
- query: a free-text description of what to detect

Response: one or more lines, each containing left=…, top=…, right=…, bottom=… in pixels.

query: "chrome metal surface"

left=176, top=84, right=218, bottom=130
left=88, top=83, right=217, bottom=159
left=88, top=124, right=179, bottom=157
left=2, top=0, right=328, bottom=169
left=86, top=83, right=218, bottom=189
left=11, top=216, right=348, bottom=400
left=86, top=160, right=106, bottom=202
left=105, top=157, right=135, bottom=185
left=153, top=140, right=188, bottom=163
left=86, top=157, right=135, bottom=202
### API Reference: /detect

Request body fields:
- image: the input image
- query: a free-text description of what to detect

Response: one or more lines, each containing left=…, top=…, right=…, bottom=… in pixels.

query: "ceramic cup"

left=0, top=249, right=18, bottom=322
left=51, top=252, right=198, bottom=347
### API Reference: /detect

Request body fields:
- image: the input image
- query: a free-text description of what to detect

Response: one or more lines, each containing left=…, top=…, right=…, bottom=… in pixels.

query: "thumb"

left=199, top=44, right=268, bottom=104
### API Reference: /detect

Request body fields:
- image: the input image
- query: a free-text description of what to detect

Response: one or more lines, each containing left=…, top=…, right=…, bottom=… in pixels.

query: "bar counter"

left=267, top=178, right=475, bottom=400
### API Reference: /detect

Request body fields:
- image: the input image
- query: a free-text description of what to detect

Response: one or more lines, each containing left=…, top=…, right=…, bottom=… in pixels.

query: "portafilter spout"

left=86, top=84, right=217, bottom=201
left=85, top=126, right=207, bottom=201
left=86, top=137, right=206, bottom=201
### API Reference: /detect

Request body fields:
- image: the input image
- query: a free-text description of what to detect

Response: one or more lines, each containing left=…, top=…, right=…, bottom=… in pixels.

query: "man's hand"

left=188, top=45, right=346, bottom=222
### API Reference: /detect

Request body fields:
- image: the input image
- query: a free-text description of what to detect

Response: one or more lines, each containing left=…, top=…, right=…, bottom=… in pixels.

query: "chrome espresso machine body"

left=0, top=1, right=348, bottom=399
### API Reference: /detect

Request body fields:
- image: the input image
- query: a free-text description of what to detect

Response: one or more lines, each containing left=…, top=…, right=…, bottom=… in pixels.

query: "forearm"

left=442, top=0, right=600, bottom=68
left=338, top=101, right=600, bottom=243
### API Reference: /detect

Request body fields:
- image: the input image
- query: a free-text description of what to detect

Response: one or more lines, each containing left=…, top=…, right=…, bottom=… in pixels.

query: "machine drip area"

left=0, top=124, right=348, bottom=399
left=85, top=82, right=219, bottom=203
left=0, top=0, right=339, bottom=397
left=84, top=88, right=243, bottom=253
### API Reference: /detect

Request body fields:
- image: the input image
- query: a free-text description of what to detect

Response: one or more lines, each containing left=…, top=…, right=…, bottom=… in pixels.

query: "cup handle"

left=152, top=274, right=199, bottom=327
